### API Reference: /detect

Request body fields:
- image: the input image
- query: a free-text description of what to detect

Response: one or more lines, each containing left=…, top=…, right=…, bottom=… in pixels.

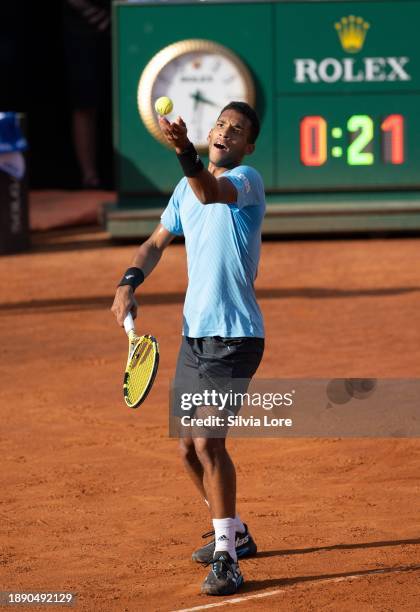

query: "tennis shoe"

left=192, top=523, right=257, bottom=564
left=201, top=551, right=243, bottom=596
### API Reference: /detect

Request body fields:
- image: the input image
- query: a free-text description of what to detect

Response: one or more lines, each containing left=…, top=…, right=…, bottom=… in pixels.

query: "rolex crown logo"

left=335, top=15, right=370, bottom=54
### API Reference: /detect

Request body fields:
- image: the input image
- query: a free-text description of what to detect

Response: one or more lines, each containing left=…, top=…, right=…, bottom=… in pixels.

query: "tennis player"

left=111, top=101, right=265, bottom=596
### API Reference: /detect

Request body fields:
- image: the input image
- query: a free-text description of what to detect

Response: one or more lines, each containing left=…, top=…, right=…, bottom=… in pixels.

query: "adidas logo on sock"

left=217, top=535, right=229, bottom=542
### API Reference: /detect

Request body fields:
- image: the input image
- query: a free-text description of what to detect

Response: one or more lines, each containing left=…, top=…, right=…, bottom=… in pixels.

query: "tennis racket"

left=123, top=312, right=159, bottom=408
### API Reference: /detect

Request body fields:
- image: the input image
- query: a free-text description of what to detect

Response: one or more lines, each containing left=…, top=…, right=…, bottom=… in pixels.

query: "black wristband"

left=117, top=267, right=145, bottom=291
left=176, top=142, right=204, bottom=177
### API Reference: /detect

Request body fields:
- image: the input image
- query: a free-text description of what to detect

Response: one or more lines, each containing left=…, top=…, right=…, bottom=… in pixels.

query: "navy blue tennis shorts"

left=171, top=336, right=264, bottom=419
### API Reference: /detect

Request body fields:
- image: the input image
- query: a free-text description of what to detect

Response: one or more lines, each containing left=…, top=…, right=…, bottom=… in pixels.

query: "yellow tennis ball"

left=154, top=96, right=173, bottom=116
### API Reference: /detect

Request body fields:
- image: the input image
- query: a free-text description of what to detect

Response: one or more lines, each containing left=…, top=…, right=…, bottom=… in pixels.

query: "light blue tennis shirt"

left=161, top=165, right=265, bottom=338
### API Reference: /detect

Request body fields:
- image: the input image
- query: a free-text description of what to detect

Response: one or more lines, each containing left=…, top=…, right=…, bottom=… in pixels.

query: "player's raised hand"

left=158, top=116, right=189, bottom=152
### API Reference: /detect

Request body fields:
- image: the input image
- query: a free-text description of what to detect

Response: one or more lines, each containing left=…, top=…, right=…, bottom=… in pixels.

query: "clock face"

left=138, top=40, right=255, bottom=150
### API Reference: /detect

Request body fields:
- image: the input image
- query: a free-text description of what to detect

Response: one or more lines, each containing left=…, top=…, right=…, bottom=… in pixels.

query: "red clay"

left=1, top=227, right=420, bottom=611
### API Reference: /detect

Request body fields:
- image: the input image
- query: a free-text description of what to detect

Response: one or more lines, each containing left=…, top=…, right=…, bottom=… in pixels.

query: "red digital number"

left=381, top=114, right=404, bottom=165
left=300, top=116, right=327, bottom=166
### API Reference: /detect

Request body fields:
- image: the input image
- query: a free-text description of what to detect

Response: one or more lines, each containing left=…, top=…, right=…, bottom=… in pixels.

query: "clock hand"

left=190, top=90, right=201, bottom=111
left=189, top=90, right=218, bottom=108
left=197, top=91, right=218, bottom=107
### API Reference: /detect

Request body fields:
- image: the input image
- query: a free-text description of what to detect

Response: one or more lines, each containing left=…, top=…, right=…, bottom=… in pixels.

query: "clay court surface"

left=1, top=221, right=420, bottom=611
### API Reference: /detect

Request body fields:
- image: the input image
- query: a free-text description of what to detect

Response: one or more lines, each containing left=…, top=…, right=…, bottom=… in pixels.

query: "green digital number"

left=347, top=115, right=374, bottom=166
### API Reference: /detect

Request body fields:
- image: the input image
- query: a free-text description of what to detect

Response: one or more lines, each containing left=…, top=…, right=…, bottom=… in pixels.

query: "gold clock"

left=137, top=39, right=255, bottom=151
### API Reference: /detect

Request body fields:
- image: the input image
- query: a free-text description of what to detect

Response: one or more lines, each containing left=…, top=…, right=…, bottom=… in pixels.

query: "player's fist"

left=111, top=286, right=138, bottom=327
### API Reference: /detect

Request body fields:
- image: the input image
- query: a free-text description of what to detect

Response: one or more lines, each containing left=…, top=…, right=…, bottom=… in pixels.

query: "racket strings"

left=125, top=337, right=157, bottom=405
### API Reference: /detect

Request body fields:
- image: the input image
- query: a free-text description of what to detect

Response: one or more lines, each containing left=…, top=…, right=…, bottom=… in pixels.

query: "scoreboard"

left=108, top=0, right=420, bottom=236
left=275, top=2, right=420, bottom=192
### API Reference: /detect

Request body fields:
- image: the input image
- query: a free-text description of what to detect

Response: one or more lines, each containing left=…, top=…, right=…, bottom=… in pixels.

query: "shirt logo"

left=238, top=173, right=251, bottom=193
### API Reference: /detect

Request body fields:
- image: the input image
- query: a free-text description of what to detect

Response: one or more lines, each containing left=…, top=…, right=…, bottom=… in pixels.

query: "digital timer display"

left=276, top=94, right=420, bottom=191
left=300, top=114, right=404, bottom=166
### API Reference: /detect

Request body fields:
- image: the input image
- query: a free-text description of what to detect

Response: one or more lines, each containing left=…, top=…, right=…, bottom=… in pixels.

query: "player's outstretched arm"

left=111, top=223, right=175, bottom=326
left=158, top=116, right=237, bottom=205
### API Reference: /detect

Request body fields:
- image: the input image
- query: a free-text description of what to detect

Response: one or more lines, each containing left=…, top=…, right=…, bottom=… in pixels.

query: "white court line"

left=170, top=588, right=286, bottom=612
left=170, top=567, right=420, bottom=612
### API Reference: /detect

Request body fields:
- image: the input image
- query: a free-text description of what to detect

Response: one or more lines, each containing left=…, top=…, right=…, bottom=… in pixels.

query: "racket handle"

left=123, top=312, right=135, bottom=335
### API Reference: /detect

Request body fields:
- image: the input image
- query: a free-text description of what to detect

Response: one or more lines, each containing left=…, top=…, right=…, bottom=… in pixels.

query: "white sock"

left=233, top=513, right=245, bottom=534
left=213, top=517, right=237, bottom=561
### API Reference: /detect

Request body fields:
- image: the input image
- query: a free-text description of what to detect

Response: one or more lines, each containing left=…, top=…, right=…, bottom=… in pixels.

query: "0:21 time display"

left=300, top=114, right=404, bottom=167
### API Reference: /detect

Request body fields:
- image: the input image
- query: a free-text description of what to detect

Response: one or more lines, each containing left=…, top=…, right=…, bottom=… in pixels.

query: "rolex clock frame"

left=137, top=39, right=255, bottom=151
